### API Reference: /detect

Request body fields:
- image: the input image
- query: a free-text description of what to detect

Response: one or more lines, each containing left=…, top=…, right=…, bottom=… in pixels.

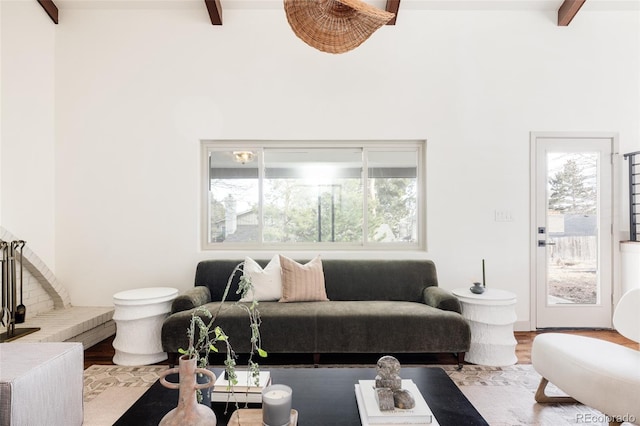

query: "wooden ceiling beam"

left=37, top=0, right=59, bottom=24
left=558, top=0, right=586, bottom=26
left=385, top=0, right=400, bottom=25
left=205, top=0, right=223, bottom=25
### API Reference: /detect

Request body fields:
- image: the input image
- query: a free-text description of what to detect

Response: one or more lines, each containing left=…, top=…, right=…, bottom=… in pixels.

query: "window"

left=202, top=141, right=425, bottom=250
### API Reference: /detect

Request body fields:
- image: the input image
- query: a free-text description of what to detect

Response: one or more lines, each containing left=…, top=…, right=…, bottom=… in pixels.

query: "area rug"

left=84, top=365, right=168, bottom=426
left=83, top=364, right=619, bottom=426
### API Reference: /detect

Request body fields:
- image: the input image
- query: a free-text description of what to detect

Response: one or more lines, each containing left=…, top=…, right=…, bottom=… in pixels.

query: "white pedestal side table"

left=112, top=286, right=178, bottom=366
left=452, top=287, right=517, bottom=367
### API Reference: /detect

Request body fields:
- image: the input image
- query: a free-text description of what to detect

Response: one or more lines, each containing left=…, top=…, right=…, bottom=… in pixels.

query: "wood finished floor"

left=83, top=330, right=637, bottom=370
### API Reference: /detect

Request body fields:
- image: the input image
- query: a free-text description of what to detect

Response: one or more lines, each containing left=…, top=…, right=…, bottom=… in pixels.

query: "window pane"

left=208, top=150, right=259, bottom=243
left=204, top=141, right=424, bottom=249
left=263, top=148, right=363, bottom=243
left=367, top=150, right=418, bottom=243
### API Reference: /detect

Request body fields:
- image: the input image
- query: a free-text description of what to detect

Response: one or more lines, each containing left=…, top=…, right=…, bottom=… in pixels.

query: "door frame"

left=529, top=132, right=621, bottom=330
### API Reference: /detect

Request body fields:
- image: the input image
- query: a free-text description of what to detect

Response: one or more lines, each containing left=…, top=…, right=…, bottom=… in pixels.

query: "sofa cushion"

left=279, top=255, right=329, bottom=303
left=193, top=259, right=440, bottom=303
left=162, top=301, right=470, bottom=355
left=311, top=301, right=470, bottom=353
left=239, top=255, right=282, bottom=302
left=322, top=260, right=438, bottom=302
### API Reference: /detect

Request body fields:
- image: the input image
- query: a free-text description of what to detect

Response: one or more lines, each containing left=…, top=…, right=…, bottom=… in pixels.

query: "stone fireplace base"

left=2, top=306, right=115, bottom=349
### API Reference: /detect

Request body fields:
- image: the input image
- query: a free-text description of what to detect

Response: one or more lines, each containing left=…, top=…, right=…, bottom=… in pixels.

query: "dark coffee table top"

left=114, top=367, right=488, bottom=426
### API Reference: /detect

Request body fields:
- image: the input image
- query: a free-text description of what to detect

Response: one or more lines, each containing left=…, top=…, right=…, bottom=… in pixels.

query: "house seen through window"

left=202, top=141, right=425, bottom=250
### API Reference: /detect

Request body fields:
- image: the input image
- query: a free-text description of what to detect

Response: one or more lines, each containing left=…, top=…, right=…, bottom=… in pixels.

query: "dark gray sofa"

left=161, top=259, right=470, bottom=367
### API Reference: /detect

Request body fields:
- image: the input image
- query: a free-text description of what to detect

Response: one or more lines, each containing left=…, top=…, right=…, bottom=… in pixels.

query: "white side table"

left=452, top=287, right=517, bottom=367
left=112, top=287, right=178, bottom=366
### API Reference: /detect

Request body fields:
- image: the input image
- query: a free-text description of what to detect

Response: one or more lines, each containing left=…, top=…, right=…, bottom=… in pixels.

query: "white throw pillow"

left=239, top=255, right=282, bottom=302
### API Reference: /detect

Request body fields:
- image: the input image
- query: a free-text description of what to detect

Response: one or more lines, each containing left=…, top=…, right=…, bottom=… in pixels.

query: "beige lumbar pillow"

left=239, top=255, right=282, bottom=302
left=279, top=255, right=329, bottom=302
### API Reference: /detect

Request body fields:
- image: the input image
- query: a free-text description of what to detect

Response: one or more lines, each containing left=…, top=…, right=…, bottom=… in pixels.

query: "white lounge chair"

left=532, top=288, right=640, bottom=426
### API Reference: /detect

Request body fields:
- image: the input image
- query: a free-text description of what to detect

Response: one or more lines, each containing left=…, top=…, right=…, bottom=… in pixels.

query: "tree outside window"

left=203, top=141, right=424, bottom=250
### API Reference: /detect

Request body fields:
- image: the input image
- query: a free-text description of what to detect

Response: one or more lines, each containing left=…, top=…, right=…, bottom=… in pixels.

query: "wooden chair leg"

left=534, top=377, right=578, bottom=403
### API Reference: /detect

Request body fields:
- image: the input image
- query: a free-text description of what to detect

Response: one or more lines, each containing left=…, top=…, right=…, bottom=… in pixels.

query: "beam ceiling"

left=205, top=0, right=401, bottom=26
left=37, top=0, right=58, bottom=24
left=38, top=0, right=591, bottom=29
left=386, top=0, right=401, bottom=25
left=558, top=0, right=586, bottom=26
left=205, top=0, right=223, bottom=25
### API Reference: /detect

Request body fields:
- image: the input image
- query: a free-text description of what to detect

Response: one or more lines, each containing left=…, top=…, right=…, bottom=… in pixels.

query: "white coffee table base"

left=112, top=287, right=178, bottom=366
left=452, top=288, right=517, bottom=367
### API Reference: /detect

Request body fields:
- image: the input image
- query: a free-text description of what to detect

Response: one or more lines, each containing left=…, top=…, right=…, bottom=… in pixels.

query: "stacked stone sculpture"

left=374, top=355, right=415, bottom=411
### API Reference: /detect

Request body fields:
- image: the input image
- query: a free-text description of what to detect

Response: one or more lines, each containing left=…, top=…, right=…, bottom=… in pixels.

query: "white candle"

left=262, top=384, right=292, bottom=426
left=264, top=389, right=290, bottom=399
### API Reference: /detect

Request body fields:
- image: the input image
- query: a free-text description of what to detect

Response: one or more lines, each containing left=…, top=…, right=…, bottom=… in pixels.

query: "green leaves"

left=214, top=326, right=228, bottom=341
left=236, top=274, right=253, bottom=299
left=181, top=259, right=267, bottom=409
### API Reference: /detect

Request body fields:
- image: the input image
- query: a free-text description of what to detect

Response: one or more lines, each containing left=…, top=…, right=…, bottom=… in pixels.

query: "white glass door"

left=533, top=136, right=613, bottom=328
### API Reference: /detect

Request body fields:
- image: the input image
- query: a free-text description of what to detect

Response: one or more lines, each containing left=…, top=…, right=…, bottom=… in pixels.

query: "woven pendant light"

left=284, top=0, right=395, bottom=54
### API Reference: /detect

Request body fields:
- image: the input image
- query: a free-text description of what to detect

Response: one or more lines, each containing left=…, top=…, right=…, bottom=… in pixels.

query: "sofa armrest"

left=171, top=286, right=211, bottom=314
left=423, top=287, right=462, bottom=314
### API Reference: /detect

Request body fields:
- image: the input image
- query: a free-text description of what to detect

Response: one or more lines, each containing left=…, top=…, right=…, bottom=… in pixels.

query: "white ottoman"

left=112, top=287, right=178, bottom=366
left=532, top=333, right=640, bottom=425
left=0, top=342, right=83, bottom=426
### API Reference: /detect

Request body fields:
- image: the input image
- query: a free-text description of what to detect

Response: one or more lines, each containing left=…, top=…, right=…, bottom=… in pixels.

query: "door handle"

left=538, top=240, right=556, bottom=247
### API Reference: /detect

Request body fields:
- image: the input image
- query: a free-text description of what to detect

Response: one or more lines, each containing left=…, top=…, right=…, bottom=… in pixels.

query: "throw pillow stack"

left=239, top=255, right=329, bottom=303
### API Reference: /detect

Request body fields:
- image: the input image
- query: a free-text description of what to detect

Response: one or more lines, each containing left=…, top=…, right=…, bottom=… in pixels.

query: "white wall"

left=45, top=5, right=640, bottom=328
left=1, top=0, right=56, bottom=268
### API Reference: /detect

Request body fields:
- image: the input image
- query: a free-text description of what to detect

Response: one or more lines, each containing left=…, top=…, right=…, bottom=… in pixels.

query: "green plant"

left=178, top=262, right=267, bottom=402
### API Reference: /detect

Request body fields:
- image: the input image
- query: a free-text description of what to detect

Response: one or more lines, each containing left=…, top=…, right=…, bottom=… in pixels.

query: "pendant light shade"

left=284, top=0, right=395, bottom=54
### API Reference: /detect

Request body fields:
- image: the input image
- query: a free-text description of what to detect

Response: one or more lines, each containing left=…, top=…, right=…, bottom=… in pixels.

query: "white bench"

left=0, top=342, right=83, bottom=426
left=532, top=289, right=640, bottom=426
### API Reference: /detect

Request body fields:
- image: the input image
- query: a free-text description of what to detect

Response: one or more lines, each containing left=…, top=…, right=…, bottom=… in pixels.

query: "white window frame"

left=201, top=140, right=427, bottom=251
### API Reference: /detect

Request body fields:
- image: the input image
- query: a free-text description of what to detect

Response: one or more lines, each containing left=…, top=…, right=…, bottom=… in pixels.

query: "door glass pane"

left=546, top=152, right=599, bottom=305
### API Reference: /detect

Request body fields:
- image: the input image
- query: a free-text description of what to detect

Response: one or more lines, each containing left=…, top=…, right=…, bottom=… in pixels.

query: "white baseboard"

left=514, top=320, right=532, bottom=331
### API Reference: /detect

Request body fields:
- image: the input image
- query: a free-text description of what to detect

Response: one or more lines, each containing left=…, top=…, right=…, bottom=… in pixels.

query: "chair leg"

left=534, top=377, right=578, bottom=403
left=456, top=352, right=465, bottom=370
left=167, top=352, right=178, bottom=368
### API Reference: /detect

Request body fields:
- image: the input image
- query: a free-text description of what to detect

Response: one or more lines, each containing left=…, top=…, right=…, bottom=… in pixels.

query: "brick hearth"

left=5, top=306, right=115, bottom=349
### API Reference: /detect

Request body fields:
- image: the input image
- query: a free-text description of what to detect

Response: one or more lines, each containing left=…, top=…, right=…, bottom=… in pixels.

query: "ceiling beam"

left=37, top=0, right=59, bottom=24
left=205, top=0, right=223, bottom=25
left=385, top=0, right=400, bottom=25
left=558, top=0, right=586, bottom=26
